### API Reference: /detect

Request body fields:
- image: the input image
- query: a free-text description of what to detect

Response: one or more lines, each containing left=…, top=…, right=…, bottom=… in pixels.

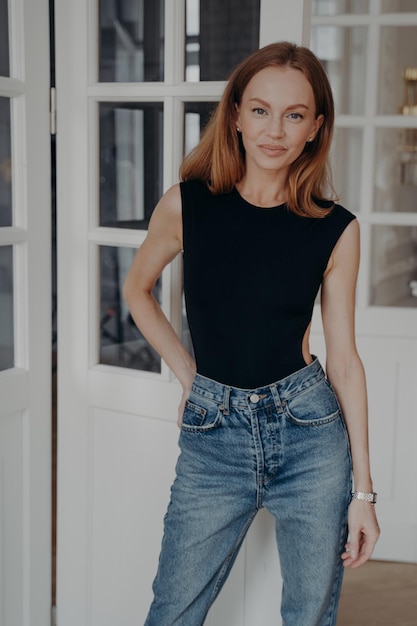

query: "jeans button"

left=249, top=393, right=260, bottom=403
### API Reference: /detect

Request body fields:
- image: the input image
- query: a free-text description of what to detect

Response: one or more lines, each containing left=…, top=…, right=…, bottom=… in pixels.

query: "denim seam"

left=324, top=493, right=350, bottom=626
left=281, top=375, right=326, bottom=402
left=283, top=407, right=341, bottom=427
left=207, top=511, right=257, bottom=612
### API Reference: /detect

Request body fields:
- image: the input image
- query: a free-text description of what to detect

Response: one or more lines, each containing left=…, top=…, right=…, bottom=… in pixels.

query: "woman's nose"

left=267, top=116, right=284, bottom=137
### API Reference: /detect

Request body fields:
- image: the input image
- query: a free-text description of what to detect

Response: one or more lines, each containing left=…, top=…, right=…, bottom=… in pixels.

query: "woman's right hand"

left=177, top=388, right=189, bottom=428
left=177, top=369, right=196, bottom=427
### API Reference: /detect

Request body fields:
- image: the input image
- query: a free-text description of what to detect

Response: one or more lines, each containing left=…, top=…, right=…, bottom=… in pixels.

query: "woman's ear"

left=311, top=113, right=324, bottom=138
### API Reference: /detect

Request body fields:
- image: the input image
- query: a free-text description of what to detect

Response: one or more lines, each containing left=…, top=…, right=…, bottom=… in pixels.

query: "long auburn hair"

left=180, top=41, right=337, bottom=217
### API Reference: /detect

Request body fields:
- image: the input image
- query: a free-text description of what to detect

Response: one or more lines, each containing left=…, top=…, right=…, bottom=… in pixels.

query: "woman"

left=123, top=42, right=380, bottom=626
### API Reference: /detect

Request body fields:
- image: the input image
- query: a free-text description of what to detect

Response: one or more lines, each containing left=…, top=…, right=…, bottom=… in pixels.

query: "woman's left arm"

left=321, top=218, right=380, bottom=568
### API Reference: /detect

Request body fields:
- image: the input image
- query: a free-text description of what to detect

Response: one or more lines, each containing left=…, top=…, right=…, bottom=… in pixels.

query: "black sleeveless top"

left=181, top=180, right=356, bottom=388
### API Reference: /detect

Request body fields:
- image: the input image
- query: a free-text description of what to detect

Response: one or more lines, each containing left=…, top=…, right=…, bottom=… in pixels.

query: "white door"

left=0, top=0, right=51, bottom=624
left=55, top=1, right=312, bottom=624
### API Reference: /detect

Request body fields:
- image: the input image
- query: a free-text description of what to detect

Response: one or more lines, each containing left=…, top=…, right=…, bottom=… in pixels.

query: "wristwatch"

left=351, top=491, right=377, bottom=505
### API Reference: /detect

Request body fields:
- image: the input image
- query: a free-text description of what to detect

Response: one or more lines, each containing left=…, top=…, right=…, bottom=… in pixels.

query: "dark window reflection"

left=0, top=0, right=9, bottom=77
left=184, top=101, right=218, bottom=155
left=99, top=102, right=163, bottom=229
left=99, top=0, right=164, bottom=82
left=0, top=98, right=12, bottom=226
left=185, top=0, right=260, bottom=81
left=0, top=245, right=14, bottom=370
left=99, top=245, right=161, bottom=372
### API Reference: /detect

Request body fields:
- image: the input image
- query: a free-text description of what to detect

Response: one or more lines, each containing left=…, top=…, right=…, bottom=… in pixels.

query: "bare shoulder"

left=155, top=183, right=182, bottom=214
left=324, top=218, right=360, bottom=278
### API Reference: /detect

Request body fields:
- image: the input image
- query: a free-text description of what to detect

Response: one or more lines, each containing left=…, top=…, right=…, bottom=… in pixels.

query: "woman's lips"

left=258, top=144, right=287, bottom=156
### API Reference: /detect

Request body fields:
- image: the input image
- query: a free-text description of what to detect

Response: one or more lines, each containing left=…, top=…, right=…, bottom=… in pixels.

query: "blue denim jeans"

left=145, top=358, right=352, bottom=626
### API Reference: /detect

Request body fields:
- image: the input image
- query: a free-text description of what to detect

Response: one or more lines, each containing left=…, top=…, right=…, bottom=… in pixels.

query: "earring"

left=237, top=127, right=241, bottom=133
left=307, top=137, right=313, bottom=142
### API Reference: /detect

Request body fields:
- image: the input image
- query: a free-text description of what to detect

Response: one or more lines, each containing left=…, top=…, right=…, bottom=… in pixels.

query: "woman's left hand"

left=341, top=499, right=380, bottom=568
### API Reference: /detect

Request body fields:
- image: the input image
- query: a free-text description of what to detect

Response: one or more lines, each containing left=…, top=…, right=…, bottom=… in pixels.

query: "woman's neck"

left=235, top=172, right=288, bottom=208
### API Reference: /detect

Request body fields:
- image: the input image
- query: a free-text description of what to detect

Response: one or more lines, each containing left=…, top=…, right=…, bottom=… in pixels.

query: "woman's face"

left=236, top=66, right=323, bottom=178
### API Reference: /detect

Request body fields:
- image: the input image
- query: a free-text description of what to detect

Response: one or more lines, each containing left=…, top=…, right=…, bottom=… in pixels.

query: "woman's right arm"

left=123, top=184, right=196, bottom=422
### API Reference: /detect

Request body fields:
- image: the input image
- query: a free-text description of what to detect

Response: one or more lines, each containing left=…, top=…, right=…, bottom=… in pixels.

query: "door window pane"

left=332, top=127, right=363, bottom=213
left=378, top=27, right=417, bottom=115
left=99, top=102, right=163, bottom=229
left=370, top=225, right=417, bottom=307
left=0, top=246, right=14, bottom=370
left=184, top=101, right=217, bottom=155
left=374, top=127, right=417, bottom=213
left=185, top=0, right=260, bottom=82
left=381, top=0, right=417, bottom=12
left=98, top=0, right=164, bottom=82
left=0, top=97, right=12, bottom=226
left=0, top=0, right=9, bottom=76
left=99, top=245, right=161, bottom=371
left=313, top=0, right=369, bottom=14
left=311, top=26, right=367, bottom=115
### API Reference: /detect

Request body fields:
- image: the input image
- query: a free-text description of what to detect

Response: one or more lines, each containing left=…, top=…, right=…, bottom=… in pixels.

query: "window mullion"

left=165, top=0, right=185, bottom=85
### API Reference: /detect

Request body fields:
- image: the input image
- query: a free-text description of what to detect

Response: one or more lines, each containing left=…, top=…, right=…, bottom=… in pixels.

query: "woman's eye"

left=253, top=108, right=266, bottom=115
left=288, top=112, right=303, bottom=120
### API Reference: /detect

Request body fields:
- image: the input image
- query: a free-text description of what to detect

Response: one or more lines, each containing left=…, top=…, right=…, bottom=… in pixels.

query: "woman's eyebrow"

left=249, top=97, right=310, bottom=110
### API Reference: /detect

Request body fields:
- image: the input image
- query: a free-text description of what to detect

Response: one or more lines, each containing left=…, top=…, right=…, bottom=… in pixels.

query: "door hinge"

left=51, top=605, right=57, bottom=626
left=50, top=87, right=57, bottom=136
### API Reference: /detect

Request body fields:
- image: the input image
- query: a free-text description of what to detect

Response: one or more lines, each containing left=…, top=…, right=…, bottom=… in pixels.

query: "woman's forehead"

left=241, top=66, right=315, bottom=105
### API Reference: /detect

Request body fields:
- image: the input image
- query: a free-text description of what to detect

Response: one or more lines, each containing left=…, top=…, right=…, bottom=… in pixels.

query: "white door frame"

left=0, top=0, right=51, bottom=623
left=54, top=2, right=311, bottom=624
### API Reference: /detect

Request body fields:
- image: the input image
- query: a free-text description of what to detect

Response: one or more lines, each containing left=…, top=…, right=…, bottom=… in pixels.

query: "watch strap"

left=351, top=491, right=377, bottom=505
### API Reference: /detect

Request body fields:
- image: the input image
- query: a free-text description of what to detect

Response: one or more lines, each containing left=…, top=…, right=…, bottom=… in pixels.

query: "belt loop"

left=223, top=385, right=231, bottom=415
left=270, top=383, right=283, bottom=411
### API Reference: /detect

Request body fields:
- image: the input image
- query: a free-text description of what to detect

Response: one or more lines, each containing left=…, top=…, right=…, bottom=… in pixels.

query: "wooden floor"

left=337, top=560, right=417, bottom=626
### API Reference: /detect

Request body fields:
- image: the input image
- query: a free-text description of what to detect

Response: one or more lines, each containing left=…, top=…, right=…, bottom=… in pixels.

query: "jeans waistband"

left=192, top=357, right=326, bottom=415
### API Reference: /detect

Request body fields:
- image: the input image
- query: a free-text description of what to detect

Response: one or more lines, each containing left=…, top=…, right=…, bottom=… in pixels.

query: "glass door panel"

left=332, top=127, right=363, bottom=212
left=0, top=0, right=9, bottom=76
left=99, top=245, right=162, bottom=371
left=0, top=245, right=13, bottom=370
left=312, top=2, right=417, bottom=311
left=184, top=101, right=217, bottom=154
left=98, top=0, right=165, bottom=82
left=0, top=93, right=13, bottom=369
left=99, top=102, right=163, bottom=229
left=0, top=97, right=12, bottom=226
left=374, top=127, right=417, bottom=213
left=310, top=26, right=367, bottom=115
left=95, top=1, right=263, bottom=376
left=313, top=0, right=369, bottom=14
left=381, top=0, right=417, bottom=12
left=185, top=0, right=260, bottom=81
left=370, top=225, right=417, bottom=307
left=378, top=27, right=417, bottom=115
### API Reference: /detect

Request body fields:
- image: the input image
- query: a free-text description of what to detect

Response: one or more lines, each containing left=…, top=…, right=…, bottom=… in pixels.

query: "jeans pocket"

left=181, top=394, right=223, bottom=432
left=284, top=379, right=340, bottom=426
